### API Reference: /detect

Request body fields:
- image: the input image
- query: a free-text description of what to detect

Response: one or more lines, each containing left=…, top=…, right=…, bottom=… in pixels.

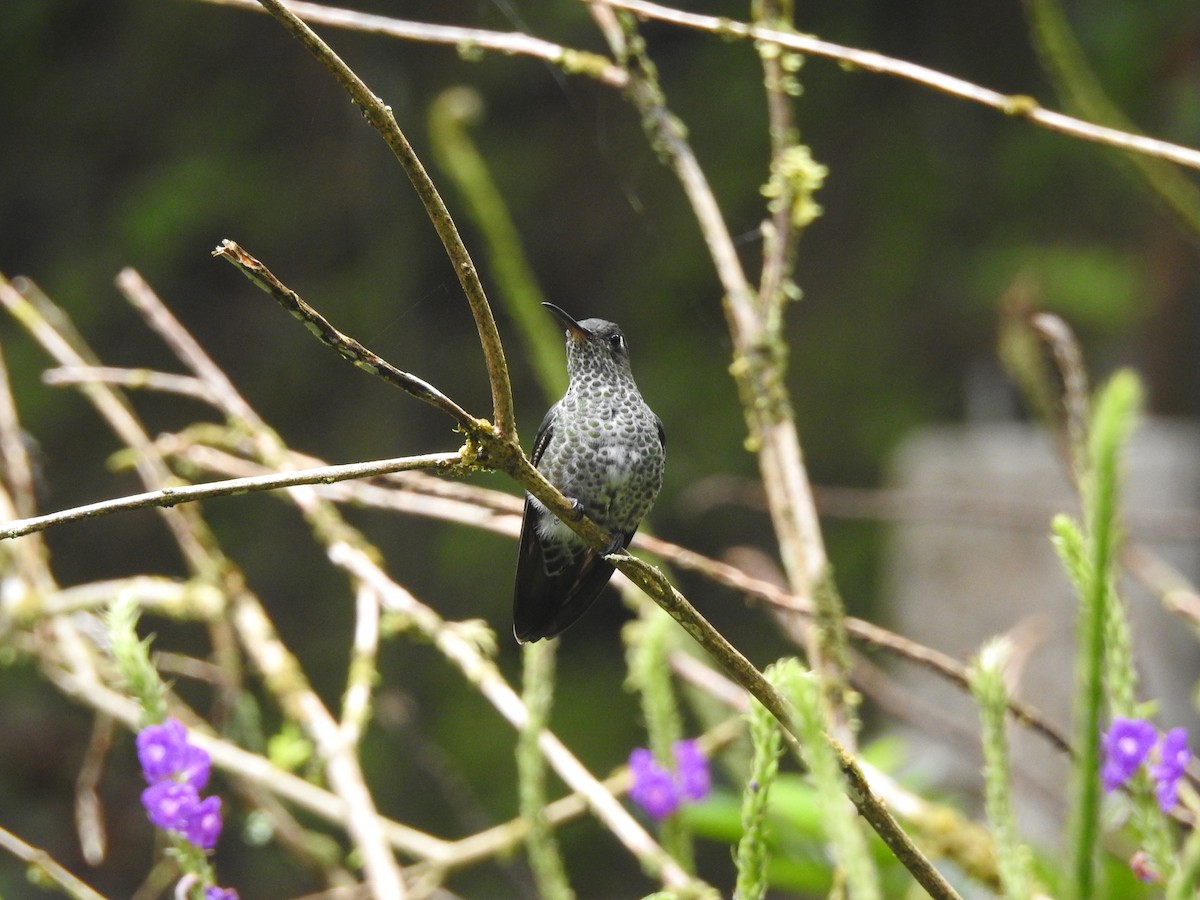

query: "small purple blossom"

left=138, top=718, right=211, bottom=790
left=1101, top=717, right=1156, bottom=792
left=628, top=740, right=712, bottom=820
left=142, top=780, right=200, bottom=833
left=1153, top=728, right=1190, bottom=781
left=1151, top=728, right=1190, bottom=812
left=205, top=889, right=239, bottom=900
left=673, top=739, right=710, bottom=801
left=1100, top=718, right=1192, bottom=813
left=183, top=795, right=224, bottom=851
left=136, top=719, right=224, bottom=852
left=629, top=748, right=680, bottom=820
left=137, top=718, right=190, bottom=784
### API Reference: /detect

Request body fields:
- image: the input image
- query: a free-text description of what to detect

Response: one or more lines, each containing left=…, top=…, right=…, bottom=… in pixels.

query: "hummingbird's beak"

left=542, top=303, right=590, bottom=341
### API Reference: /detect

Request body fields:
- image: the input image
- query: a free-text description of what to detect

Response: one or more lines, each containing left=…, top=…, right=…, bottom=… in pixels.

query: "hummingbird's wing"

left=512, top=406, right=627, bottom=642
left=513, top=509, right=623, bottom=642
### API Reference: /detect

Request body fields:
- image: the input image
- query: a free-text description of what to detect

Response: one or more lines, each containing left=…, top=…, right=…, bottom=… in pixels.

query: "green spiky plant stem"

left=1061, top=370, right=1141, bottom=900
left=518, top=640, right=574, bottom=900
left=779, top=659, right=880, bottom=900
left=733, top=662, right=786, bottom=900
left=968, top=638, right=1034, bottom=900
left=626, top=608, right=695, bottom=872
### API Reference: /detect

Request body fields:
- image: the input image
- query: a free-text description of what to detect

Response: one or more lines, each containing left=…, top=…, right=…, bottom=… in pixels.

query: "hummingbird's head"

left=543, top=303, right=634, bottom=381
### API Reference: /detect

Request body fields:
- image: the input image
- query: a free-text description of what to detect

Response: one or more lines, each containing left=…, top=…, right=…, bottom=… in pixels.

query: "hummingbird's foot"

left=564, top=498, right=585, bottom=521
left=601, top=532, right=627, bottom=557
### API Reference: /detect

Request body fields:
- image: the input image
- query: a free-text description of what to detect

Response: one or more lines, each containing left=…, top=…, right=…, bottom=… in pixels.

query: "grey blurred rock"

left=881, top=419, right=1200, bottom=843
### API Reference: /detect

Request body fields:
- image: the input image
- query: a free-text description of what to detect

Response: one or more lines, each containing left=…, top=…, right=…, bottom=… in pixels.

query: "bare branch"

left=196, top=0, right=629, bottom=87
left=0, top=452, right=463, bottom=541
left=43, top=365, right=218, bottom=405
left=213, top=240, right=480, bottom=430
left=597, top=0, right=1200, bottom=171
left=0, top=824, right=106, bottom=900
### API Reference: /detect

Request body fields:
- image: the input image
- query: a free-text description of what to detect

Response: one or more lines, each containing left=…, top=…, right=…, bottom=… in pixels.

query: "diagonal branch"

left=596, top=0, right=1200, bottom=171
left=213, top=240, right=479, bottom=429
left=250, top=0, right=516, bottom=439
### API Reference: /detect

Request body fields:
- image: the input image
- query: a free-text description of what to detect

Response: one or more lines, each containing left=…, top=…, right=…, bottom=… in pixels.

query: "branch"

left=590, top=0, right=833, bottom=682
left=0, top=452, right=462, bottom=540
left=213, top=240, right=479, bottom=430
left=248, top=0, right=517, bottom=439
left=334, top=543, right=705, bottom=892
left=0, top=824, right=106, bottom=900
left=603, top=549, right=963, bottom=898
left=196, top=0, right=629, bottom=88
left=597, top=0, right=1200, bottom=171
left=152, top=437, right=1083, bottom=766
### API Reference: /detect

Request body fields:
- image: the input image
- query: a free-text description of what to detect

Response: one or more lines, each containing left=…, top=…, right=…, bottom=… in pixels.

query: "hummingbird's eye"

left=609, top=333, right=625, bottom=353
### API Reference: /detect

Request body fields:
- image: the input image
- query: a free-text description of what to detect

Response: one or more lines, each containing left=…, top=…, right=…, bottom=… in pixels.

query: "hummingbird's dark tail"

left=512, top=500, right=629, bottom=642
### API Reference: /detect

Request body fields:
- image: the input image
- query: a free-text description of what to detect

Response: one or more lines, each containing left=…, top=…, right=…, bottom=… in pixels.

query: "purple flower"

left=136, top=719, right=223, bottom=850
left=1151, top=728, right=1190, bottom=812
left=1154, top=775, right=1180, bottom=812
left=137, top=718, right=211, bottom=790
left=673, top=739, right=711, bottom=801
left=629, top=748, right=680, bottom=820
left=142, top=780, right=201, bottom=833
left=1101, top=717, right=1156, bottom=792
left=206, top=889, right=239, bottom=900
left=175, top=743, right=212, bottom=792
left=1153, top=728, right=1190, bottom=780
left=183, top=795, right=224, bottom=851
left=628, top=740, right=712, bottom=820
left=137, top=718, right=190, bottom=784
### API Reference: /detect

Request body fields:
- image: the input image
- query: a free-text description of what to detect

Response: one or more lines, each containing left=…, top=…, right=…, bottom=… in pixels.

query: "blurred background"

left=2, top=0, right=1200, bottom=896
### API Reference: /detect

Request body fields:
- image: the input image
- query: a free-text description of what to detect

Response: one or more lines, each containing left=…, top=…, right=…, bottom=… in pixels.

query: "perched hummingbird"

left=513, top=303, right=666, bottom=642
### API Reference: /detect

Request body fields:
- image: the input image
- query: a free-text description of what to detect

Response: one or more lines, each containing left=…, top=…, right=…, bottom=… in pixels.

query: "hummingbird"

left=513, top=303, right=666, bottom=642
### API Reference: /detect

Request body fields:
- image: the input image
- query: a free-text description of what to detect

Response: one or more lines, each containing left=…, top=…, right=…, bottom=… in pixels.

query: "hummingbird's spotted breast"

left=513, top=305, right=665, bottom=642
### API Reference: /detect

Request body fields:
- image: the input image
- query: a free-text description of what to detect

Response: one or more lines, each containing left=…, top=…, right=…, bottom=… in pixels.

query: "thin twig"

left=590, top=3, right=833, bottom=686
left=340, top=581, right=381, bottom=747
left=333, top=543, right=705, bottom=892
left=74, top=714, right=114, bottom=866
left=0, top=452, right=463, bottom=540
left=754, top=0, right=800, bottom=311
left=226, top=586, right=409, bottom=898
left=196, top=0, right=629, bottom=88
left=596, top=0, right=1200, bottom=171
left=0, top=824, right=107, bottom=900
left=43, top=366, right=218, bottom=405
left=213, top=240, right=479, bottom=430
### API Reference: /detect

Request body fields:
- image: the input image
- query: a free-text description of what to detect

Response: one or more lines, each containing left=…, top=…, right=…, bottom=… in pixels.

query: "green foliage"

left=518, top=641, right=574, bottom=900
left=625, top=608, right=695, bottom=870
left=1056, top=370, right=1142, bottom=899
left=104, top=594, right=167, bottom=725
left=968, top=638, right=1035, bottom=900
left=733, top=661, right=786, bottom=900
